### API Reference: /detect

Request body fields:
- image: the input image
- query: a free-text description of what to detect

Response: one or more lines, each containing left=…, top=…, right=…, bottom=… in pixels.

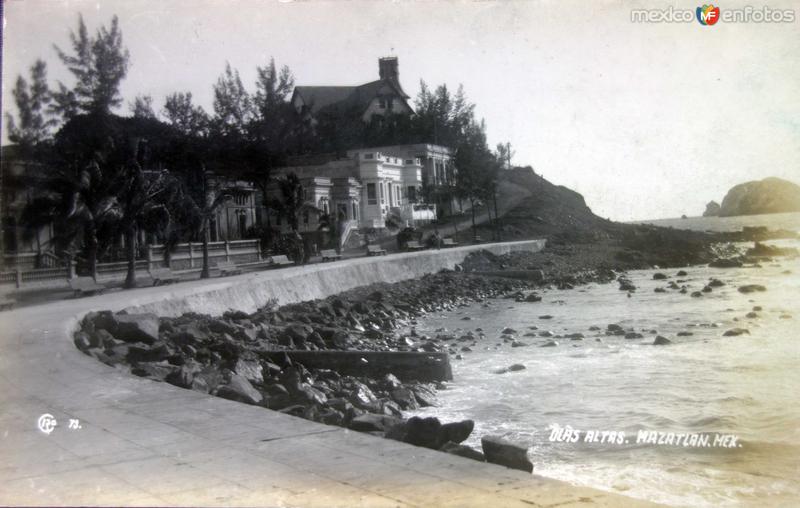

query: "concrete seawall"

left=122, top=239, right=546, bottom=317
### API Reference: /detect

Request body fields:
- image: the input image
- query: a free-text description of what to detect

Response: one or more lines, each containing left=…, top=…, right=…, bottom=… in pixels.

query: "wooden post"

left=257, top=239, right=262, bottom=261
left=225, top=240, right=231, bottom=262
left=15, top=267, right=22, bottom=289
left=188, top=242, right=194, bottom=268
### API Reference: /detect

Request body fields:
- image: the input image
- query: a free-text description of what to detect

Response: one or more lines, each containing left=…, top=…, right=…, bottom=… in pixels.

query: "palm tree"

left=114, top=155, right=177, bottom=288
left=21, top=151, right=119, bottom=279
left=196, top=169, right=233, bottom=279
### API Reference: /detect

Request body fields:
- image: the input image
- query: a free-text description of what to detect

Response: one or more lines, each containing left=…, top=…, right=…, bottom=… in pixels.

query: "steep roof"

left=293, top=78, right=411, bottom=116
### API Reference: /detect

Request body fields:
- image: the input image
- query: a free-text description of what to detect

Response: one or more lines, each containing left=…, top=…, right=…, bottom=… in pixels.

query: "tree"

left=5, top=60, right=56, bottom=151
left=253, top=58, right=294, bottom=122
left=129, top=94, right=156, bottom=119
left=163, top=91, right=209, bottom=137
left=20, top=116, right=124, bottom=278
left=276, top=173, right=305, bottom=232
left=52, top=14, right=130, bottom=117
left=113, top=139, right=176, bottom=288
left=212, top=62, right=253, bottom=137
left=496, top=142, right=515, bottom=170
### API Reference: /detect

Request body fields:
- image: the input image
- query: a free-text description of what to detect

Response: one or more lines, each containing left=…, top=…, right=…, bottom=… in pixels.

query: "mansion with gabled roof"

left=292, top=57, right=414, bottom=123
left=270, top=58, right=456, bottom=239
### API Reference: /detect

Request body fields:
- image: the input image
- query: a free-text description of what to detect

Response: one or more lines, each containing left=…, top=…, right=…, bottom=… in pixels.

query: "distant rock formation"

left=703, top=201, right=721, bottom=217
left=716, top=177, right=800, bottom=217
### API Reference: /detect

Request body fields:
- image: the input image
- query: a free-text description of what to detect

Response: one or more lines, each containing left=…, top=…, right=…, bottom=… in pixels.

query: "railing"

left=147, top=239, right=261, bottom=271
left=339, top=220, right=358, bottom=250
left=0, top=239, right=263, bottom=288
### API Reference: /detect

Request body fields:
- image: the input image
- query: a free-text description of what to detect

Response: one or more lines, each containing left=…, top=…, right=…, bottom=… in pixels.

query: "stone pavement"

left=0, top=249, right=661, bottom=507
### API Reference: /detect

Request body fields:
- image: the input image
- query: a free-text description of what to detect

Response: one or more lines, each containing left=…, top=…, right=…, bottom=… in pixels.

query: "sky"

left=2, top=0, right=799, bottom=221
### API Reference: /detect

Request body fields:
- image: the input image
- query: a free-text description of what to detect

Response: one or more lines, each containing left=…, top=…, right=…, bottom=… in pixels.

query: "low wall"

left=264, top=351, right=453, bottom=382
left=121, top=239, right=546, bottom=318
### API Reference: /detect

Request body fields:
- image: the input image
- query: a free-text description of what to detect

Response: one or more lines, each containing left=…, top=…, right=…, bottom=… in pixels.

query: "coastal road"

left=0, top=244, right=660, bottom=507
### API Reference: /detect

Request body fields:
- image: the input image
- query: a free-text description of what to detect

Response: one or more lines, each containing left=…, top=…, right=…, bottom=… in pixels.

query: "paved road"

left=0, top=249, right=659, bottom=507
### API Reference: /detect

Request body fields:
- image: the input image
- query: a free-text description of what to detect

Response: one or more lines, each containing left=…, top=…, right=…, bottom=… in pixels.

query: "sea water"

left=411, top=213, right=800, bottom=507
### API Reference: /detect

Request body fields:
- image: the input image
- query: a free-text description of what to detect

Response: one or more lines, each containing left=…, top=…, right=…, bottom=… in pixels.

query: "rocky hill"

left=713, top=177, right=800, bottom=217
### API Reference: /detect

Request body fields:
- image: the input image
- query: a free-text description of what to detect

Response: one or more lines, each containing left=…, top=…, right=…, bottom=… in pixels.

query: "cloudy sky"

left=3, top=0, right=799, bottom=221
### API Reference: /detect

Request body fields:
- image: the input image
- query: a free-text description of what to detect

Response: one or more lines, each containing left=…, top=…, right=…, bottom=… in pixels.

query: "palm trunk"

left=493, top=190, right=500, bottom=241
left=470, top=197, right=477, bottom=242
left=124, top=227, right=137, bottom=289
left=200, top=220, right=211, bottom=279
left=87, top=222, right=99, bottom=280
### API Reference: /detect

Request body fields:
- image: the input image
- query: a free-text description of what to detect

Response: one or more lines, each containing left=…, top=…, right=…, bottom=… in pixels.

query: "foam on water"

left=410, top=228, right=800, bottom=507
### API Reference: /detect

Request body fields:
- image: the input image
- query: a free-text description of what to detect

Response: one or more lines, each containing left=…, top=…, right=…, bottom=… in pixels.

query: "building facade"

left=266, top=143, right=452, bottom=236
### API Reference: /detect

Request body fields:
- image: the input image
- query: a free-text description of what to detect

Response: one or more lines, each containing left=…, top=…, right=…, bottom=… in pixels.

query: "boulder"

left=216, top=374, right=263, bottom=405
left=709, top=259, right=743, bottom=268
left=403, top=416, right=442, bottom=449
left=625, top=332, right=644, bottom=339
left=723, top=328, right=750, bottom=337
left=708, top=278, right=725, bottom=287
left=349, top=413, right=403, bottom=433
left=540, top=340, right=558, bottom=347
left=652, top=273, right=667, bottom=280
left=653, top=336, right=672, bottom=345
left=481, top=436, right=533, bottom=473
left=127, top=342, right=171, bottom=363
left=524, top=293, right=542, bottom=303
left=165, top=365, right=197, bottom=389
left=234, top=358, right=264, bottom=384
left=501, top=327, right=517, bottom=335
left=73, top=332, right=92, bottom=352
left=438, top=420, right=474, bottom=446
left=676, top=270, right=688, bottom=276
left=738, top=284, right=766, bottom=294
left=131, top=361, right=176, bottom=381
left=112, top=313, right=160, bottom=344
left=391, top=387, right=419, bottom=410
left=440, top=442, right=485, bottom=462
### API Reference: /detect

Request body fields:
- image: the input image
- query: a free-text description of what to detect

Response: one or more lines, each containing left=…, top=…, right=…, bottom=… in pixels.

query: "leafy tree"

left=253, top=58, right=294, bottom=122
left=496, top=142, right=515, bottom=170
left=212, top=62, right=253, bottom=137
left=52, top=15, right=130, bottom=117
left=163, top=91, right=209, bottom=137
left=5, top=60, right=56, bottom=151
left=129, top=94, right=156, bottom=119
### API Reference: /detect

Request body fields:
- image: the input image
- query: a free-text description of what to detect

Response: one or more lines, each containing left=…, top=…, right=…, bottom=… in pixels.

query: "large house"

left=266, top=143, right=453, bottom=237
left=292, top=57, right=414, bottom=124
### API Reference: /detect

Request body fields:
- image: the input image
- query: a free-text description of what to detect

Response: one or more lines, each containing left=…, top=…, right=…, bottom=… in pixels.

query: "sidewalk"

left=0, top=247, right=659, bottom=507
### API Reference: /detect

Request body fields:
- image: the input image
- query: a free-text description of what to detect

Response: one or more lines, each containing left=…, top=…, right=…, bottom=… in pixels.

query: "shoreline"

left=72, top=232, right=792, bottom=470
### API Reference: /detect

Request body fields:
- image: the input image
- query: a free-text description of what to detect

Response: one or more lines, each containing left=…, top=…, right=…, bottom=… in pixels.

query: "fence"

left=0, top=239, right=262, bottom=289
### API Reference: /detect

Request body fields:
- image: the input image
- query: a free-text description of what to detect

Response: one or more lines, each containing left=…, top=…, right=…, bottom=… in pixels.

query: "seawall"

left=122, top=239, right=546, bottom=317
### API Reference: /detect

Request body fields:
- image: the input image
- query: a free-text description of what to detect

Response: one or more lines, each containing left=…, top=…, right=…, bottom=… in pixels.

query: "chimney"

left=379, top=57, right=399, bottom=81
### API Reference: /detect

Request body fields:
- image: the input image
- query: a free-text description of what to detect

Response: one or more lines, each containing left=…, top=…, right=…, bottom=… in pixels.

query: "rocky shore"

left=75, top=270, right=538, bottom=471
left=72, top=234, right=796, bottom=473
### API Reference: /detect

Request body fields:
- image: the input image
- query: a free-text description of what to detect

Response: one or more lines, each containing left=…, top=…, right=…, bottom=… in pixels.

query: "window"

left=407, top=186, right=417, bottom=203
left=379, top=182, right=385, bottom=204
left=379, top=99, right=387, bottom=109
left=352, top=202, right=358, bottom=221
left=367, top=183, right=377, bottom=205
left=365, top=153, right=374, bottom=160
left=395, top=186, right=400, bottom=203
left=405, top=159, right=413, bottom=165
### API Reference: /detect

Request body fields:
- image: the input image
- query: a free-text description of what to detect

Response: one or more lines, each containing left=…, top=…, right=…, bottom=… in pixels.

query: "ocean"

left=410, top=212, right=800, bottom=507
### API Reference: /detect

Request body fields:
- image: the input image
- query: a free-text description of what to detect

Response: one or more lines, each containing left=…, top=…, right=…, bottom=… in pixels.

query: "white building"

left=266, top=144, right=452, bottom=238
